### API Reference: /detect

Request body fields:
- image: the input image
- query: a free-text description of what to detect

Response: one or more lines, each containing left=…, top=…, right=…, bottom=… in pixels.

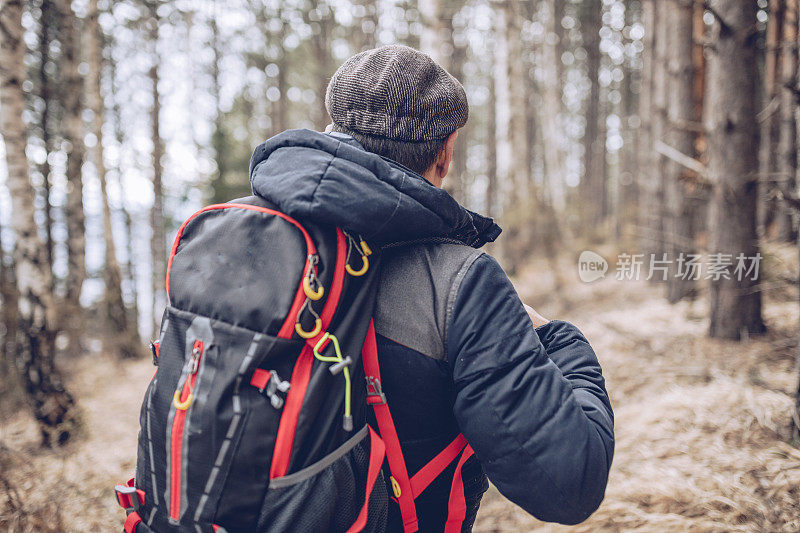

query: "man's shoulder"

left=375, top=242, right=486, bottom=361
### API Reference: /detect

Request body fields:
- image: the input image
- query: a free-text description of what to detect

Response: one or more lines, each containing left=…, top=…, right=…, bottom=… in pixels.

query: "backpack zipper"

left=169, top=339, right=204, bottom=522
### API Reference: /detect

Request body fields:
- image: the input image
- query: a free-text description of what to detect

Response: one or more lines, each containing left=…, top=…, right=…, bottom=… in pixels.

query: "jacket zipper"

left=169, top=339, right=204, bottom=522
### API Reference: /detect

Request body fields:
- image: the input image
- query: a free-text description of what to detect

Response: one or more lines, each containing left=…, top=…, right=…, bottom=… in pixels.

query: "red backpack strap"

left=443, top=445, right=475, bottom=533
left=410, top=434, right=467, bottom=496
left=362, top=320, right=419, bottom=533
left=346, top=426, right=386, bottom=533
left=270, top=228, right=348, bottom=479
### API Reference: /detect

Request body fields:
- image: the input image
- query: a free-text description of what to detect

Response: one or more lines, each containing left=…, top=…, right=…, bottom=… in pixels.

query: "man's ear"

left=435, top=130, right=459, bottom=182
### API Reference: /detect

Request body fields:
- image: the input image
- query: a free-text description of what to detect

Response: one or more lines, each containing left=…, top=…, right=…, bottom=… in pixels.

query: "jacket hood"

left=248, top=129, right=501, bottom=248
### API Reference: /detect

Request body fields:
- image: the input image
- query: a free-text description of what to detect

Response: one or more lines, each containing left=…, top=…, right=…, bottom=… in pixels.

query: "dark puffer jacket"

left=249, top=129, right=614, bottom=530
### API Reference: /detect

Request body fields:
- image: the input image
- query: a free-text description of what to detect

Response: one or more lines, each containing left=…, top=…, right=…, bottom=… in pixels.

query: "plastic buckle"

left=365, top=376, right=387, bottom=405
left=115, top=484, right=142, bottom=512
left=259, top=370, right=290, bottom=409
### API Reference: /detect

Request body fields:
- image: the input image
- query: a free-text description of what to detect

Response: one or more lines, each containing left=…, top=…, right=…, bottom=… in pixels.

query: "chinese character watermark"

left=578, top=251, right=761, bottom=283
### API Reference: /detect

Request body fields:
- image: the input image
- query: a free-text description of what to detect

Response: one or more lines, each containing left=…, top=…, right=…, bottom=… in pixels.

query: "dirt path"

left=1, top=277, right=798, bottom=532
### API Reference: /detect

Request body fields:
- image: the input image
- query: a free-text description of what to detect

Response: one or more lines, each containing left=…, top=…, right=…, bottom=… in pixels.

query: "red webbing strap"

left=270, top=229, right=348, bottom=479
left=443, top=445, right=475, bottom=533
left=410, top=434, right=467, bottom=497
left=124, top=511, right=142, bottom=533
left=362, top=320, right=419, bottom=533
left=269, top=344, right=313, bottom=479
left=250, top=368, right=270, bottom=390
left=346, top=426, right=386, bottom=533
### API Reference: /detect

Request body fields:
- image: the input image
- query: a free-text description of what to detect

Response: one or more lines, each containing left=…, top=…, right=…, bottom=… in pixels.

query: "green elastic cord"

left=313, top=333, right=352, bottom=430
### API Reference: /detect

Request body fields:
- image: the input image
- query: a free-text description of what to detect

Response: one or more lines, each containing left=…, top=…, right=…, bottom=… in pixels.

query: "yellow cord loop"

left=173, top=390, right=193, bottom=410
left=295, top=318, right=322, bottom=339
left=313, top=332, right=354, bottom=431
left=295, top=299, right=323, bottom=339
left=345, top=236, right=372, bottom=277
left=302, top=276, right=324, bottom=300
left=390, top=476, right=402, bottom=498
left=302, top=255, right=324, bottom=300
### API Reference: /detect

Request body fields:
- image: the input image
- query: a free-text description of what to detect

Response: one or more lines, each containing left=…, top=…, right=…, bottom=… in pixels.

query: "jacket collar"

left=249, top=129, right=501, bottom=248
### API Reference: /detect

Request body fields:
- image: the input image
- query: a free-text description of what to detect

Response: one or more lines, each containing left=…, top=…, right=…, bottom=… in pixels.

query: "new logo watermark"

left=578, top=250, right=608, bottom=282
left=577, top=251, right=762, bottom=283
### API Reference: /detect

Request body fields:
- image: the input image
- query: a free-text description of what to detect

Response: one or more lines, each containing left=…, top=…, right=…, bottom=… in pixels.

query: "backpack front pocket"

left=256, top=425, right=387, bottom=533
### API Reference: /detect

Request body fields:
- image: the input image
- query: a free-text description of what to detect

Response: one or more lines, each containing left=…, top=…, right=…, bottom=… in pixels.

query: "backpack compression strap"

left=362, top=320, right=475, bottom=533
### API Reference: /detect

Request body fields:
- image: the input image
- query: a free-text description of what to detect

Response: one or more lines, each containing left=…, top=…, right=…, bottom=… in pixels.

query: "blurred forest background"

left=2, top=0, right=800, bottom=530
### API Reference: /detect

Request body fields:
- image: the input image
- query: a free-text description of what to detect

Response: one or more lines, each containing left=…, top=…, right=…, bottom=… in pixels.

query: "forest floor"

left=1, top=246, right=799, bottom=532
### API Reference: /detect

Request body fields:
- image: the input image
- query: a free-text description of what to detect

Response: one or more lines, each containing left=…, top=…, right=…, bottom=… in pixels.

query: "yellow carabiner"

left=389, top=476, right=402, bottom=498
left=302, top=276, right=324, bottom=300
left=295, top=318, right=322, bottom=339
left=173, top=390, right=193, bottom=410
left=345, top=255, right=369, bottom=277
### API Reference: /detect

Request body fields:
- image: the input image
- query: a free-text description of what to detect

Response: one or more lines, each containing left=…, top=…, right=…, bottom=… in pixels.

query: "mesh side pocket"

left=255, top=426, right=388, bottom=532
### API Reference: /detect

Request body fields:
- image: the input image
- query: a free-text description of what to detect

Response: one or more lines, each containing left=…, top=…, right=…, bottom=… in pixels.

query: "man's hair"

left=330, top=124, right=446, bottom=176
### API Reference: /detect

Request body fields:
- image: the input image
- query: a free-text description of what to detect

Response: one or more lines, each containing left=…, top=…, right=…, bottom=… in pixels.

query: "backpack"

left=115, top=195, right=475, bottom=532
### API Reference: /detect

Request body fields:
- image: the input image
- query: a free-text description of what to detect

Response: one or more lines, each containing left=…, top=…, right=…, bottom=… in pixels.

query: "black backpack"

left=115, top=195, right=475, bottom=532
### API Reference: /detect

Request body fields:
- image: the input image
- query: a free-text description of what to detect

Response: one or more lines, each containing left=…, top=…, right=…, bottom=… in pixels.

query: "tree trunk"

left=0, top=209, right=21, bottom=407
left=665, top=0, right=699, bottom=302
left=617, top=0, right=640, bottom=238
left=148, top=0, right=166, bottom=339
left=776, top=0, right=798, bottom=242
left=351, top=0, right=378, bottom=52
left=57, top=0, right=87, bottom=351
left=308, top=0, right=335, bottom=130
left=538, top=0, right=567, bottom=212
left=638, top=0, right=657, bottom=255
left=109, top=54, right=142, bottom=341
left=445, top=6, right=468, bottom=204
left=650, top=0, right=669, bottom=261
left=581, top=0, right=604, bottom=231
left=706, top=0, right=765, bottom=339
left=37, top=0, right=56, bottom=272
left=0, top=0, right=79, bottom=446
left=487, top=68, right=498, bottom=220
left=758, top=0, right=784, bottom=237
left=87, top=0, right=142, bottom=359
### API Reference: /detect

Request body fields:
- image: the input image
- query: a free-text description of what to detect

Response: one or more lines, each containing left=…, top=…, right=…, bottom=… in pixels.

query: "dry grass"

left=1, top=251, right=799, bottom=532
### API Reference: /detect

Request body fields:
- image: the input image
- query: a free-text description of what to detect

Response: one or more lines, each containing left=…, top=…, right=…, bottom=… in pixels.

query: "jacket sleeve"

left=446, top=253, right=614, bottom=525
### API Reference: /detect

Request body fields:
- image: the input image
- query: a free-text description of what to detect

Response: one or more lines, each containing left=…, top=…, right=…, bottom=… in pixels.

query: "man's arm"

left=446, top=254, right=614, bottom=525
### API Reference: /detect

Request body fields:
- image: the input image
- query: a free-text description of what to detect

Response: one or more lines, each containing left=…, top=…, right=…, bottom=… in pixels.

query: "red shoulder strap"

left=362, top=320, right=419, bottom=532
left=363, top=320, right=478, bottom=533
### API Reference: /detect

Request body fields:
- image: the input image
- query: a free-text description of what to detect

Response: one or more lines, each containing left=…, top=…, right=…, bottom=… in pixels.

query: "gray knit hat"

left=325, top=45, right=468, bottom=142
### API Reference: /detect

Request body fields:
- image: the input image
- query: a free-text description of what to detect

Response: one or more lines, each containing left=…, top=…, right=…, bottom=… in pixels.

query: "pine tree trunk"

left=638, top=0, right=657, bottom=255
left=148, top=0, right=166, bottom=339
left=351, top=0, right=378, bottom=52
left=665, top=0, right=699, bottom=302
left=581, top=0, right=603, bottom=231
left=37, top=0, right=56, bottom=271
left=759, top=0, right=784, bottom=237
left=650, top=0, right=668, bottom=261
left=706, top=0, right=765, bottom=339
left=446, top=7, right=468, bottom=204
left=487, top=69, right=498, bottom=220
left=110, top=57, right=142, bottom=339
left=309, top=1, right=335, bottom=131
left=0, top=0, right=79, bottom=446
left=87, top=0, right=142, bottom=359
left=777, top=0, right=798, bottom=242
left=538, top=0, right=567, bottom=213
left=57, top=0, right=87, bottom=351
left=0, top=208, right=20, bottom=404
